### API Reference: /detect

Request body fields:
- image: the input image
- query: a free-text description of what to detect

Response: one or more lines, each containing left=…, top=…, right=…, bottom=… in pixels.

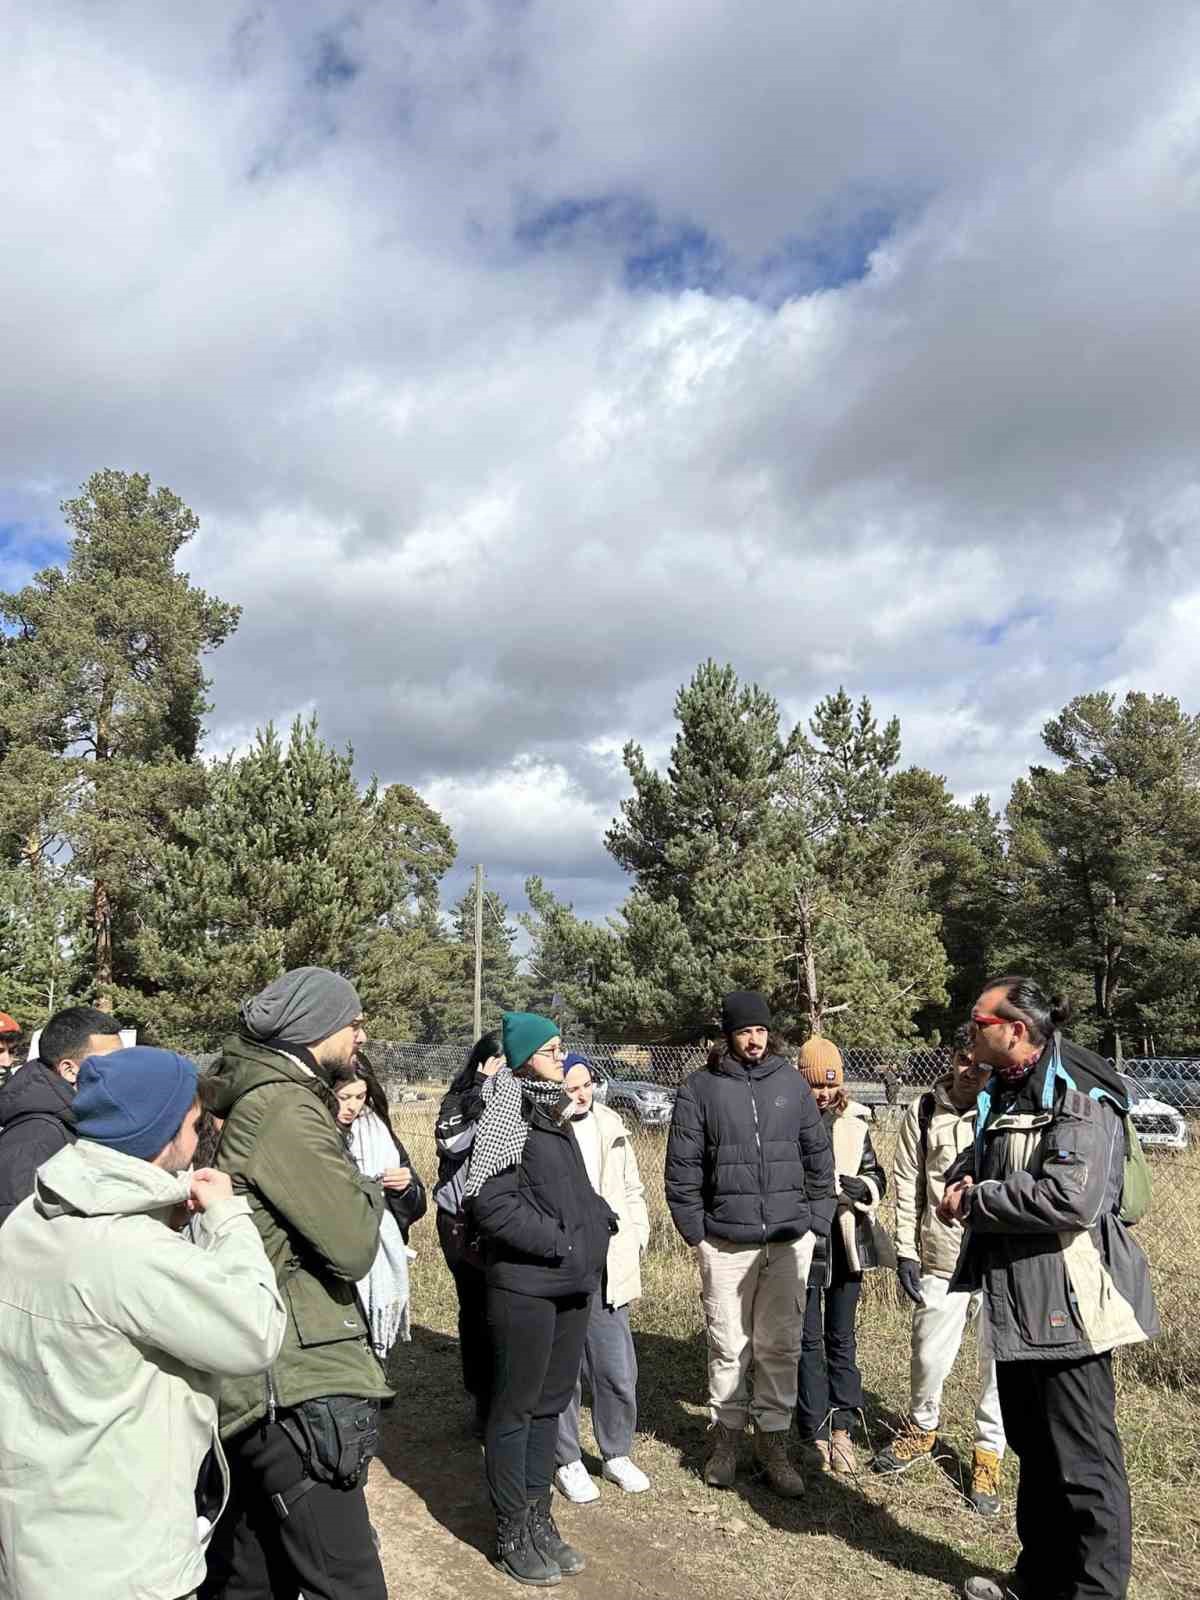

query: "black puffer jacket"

left=471, top=1098, right=617, bottom=1297
left=666, top=1049, right=837, bottom=1247
left=0, top=1061, right=76, bottom=1226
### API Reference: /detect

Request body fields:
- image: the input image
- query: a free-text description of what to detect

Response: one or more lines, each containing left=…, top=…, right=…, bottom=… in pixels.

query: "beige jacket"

left=0, top=1142, right=285, bottom=1600
left=830, top=1101, right=896, bottom=1274
left=584, top=1103, right=650, bottom=1307
left=893, top=1075, right=978, bottom=1278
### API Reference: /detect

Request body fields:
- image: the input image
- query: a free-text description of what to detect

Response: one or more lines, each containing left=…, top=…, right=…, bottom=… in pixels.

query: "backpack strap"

left=915, top=1092, right=936, bottom=1228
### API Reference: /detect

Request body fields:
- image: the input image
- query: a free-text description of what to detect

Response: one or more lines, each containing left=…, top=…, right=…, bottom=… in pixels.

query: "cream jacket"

left=830, top=1101, right=896, bottom=1274
left=0, top=1142, right=285, bottom=1600
left=892, top=1075, right=978, bottom=1278
left=583, top=1103, right=650, bottom=1307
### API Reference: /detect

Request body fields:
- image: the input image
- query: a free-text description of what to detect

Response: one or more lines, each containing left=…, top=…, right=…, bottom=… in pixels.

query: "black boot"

left=529, top=1493, right=586, bottom=1577
left=495, top=1509, right=561, bottom=1587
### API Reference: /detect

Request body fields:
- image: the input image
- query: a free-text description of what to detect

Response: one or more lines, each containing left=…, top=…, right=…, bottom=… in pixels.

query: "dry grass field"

left=369, top=1095, right=1200, bottom=1600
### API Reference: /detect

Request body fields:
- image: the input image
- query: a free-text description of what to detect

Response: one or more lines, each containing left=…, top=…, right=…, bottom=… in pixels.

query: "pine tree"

left=1005, top=691, right=1200, bottom=1053
left=123, top=717, right=456, bottom=1046
left=0, top=470, right=240, bottom=1001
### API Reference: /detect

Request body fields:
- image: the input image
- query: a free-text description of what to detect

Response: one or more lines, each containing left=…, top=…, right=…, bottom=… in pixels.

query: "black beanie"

left=721, top=990, right=771, bottom=1033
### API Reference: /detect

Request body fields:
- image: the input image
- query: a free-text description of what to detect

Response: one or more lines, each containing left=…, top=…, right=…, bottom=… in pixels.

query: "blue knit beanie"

left=73, top=1046, right=199, bottom=1160
left=562, top=1051, right=594, bottom=1076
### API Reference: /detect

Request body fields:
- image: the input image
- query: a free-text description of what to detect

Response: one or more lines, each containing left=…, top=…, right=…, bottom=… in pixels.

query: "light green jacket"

left=0, top=1142, right=285, bottom=1600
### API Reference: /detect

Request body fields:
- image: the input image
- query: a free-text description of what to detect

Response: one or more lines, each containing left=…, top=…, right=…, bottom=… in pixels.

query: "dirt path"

left=367, top=1435, right=731, bottom=1600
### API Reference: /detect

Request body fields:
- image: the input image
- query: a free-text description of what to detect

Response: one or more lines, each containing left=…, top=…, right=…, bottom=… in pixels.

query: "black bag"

left=278, top=1394, right=381, bottom=1489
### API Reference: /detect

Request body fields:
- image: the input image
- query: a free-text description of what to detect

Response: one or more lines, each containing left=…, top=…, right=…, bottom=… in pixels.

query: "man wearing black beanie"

left=666, top=991, right=836, bottom=1498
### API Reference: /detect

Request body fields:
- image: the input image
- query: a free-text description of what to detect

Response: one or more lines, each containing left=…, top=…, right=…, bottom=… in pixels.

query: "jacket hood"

left=708, top=1047, right=791, bottom=1082
left=992, top=1033, right=1128, bottom=1116
left=33, top=1140, right=190, bottom=1220
left=0, top=1059, right=75, bottom=1127
left=206, top=1033, right=323, bottom=1118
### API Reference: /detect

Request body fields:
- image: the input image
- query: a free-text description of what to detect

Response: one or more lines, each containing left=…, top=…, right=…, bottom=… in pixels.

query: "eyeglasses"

left=532, top=1044, right=565, bottom=1060
left=970, top=1012, right=1009, bottom=1031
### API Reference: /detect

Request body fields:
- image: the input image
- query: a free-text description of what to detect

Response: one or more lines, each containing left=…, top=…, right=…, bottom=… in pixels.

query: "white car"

left=1120, top=1073, right=1189, bottom=1152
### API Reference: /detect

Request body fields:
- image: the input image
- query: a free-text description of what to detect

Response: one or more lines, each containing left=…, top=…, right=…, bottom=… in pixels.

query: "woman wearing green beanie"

left=466, top=1014, right=618, bottom=1587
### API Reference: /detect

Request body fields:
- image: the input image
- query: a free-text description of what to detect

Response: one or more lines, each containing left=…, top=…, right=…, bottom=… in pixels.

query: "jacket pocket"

left=283, top=1267, right=367, bottom=1349
left=1004, top=1239, right=1082, bottom=1348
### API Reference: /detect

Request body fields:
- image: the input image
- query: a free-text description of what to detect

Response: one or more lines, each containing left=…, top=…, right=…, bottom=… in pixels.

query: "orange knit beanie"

left=797, top=1036, right=844, bottom=1087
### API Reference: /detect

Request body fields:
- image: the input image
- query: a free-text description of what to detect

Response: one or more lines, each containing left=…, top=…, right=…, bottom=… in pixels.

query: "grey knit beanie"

left=240, top=967, right=362, bottom=1048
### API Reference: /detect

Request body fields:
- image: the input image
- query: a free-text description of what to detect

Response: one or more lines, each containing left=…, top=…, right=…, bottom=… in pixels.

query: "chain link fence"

left=376, top=1040, right=1198, bottom=1382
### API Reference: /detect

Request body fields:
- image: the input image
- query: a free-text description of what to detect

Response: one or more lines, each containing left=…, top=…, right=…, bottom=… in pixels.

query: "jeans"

left=796, top=1264, right=863, bottom=1439
left=556, top=1297, right=638, bottom=1464
left=485, top=1285, right=591, bottom=1521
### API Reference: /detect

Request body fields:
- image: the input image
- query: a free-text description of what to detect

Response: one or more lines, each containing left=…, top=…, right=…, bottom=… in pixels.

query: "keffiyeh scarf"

left=345, top=1108, right=412, bottom=1357
left=463, top=1069, right=566, bottom=1200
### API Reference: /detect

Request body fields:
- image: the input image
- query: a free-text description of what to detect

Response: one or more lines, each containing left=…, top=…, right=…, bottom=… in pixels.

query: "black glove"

left=839, top=1174, right=871, bottom=1204
left=897, top=1259, right=925, bottom=1306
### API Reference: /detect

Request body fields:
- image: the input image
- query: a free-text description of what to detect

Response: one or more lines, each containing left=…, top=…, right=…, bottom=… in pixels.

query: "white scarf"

left=346, top=1108, right=412, bottom=1358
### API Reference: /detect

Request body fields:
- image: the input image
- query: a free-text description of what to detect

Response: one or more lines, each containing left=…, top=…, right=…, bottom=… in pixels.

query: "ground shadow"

left=632, top=1330, right=996, bottom=1593
left=377, top=1324, right=496, bottom=1557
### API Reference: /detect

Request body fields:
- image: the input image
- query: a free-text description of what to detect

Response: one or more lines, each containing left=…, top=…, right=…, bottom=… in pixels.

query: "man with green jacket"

left=200, top=967, right=392, bottom=1600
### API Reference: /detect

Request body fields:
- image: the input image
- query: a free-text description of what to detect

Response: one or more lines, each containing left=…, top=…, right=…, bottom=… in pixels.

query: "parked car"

left=589, top=1059, right=676, bottom=1128
left=1120, top=1073, right=1190, bottom=1152
left=1120, top=1059, right=1200, bottom=1116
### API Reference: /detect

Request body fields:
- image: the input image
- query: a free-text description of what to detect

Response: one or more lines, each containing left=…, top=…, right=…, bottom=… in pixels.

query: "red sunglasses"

left=970, top=1012, right=1010, bottom=1030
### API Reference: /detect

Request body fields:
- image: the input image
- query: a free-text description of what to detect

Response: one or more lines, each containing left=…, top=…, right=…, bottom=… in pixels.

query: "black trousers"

left=485, top=1285, right=590, bottom=1521
left=796, top=1265, right=864, bottom=1439
left=199, top=1417, right=386, bottom=1600
left=437, top=1209, right=493, bottom=1408
left=997, top=1353, right=1133, bottom=1600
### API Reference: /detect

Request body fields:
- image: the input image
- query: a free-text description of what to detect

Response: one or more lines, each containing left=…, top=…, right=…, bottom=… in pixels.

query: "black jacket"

left=665, top=1049, right=837, bottom=1247
left=950, top=1035, right=1158, bottom=1362
left=471, top=1097, right=617, bottom=1298
left=0, top=1061, right=76, bottom=1226
left=433, top=1081, right=486, bottom=1215
left=384, top=1133, right=427, bottom=1242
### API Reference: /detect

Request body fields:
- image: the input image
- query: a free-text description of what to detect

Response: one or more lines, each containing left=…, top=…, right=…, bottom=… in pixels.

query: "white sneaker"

left=601, top=1456, right=650, bottom=1493
left=554, top=1460, right=600, bottom=1503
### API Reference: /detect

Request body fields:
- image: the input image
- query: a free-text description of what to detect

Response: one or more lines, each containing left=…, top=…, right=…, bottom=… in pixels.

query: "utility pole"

left=473, top=863, right=484, bottom=1042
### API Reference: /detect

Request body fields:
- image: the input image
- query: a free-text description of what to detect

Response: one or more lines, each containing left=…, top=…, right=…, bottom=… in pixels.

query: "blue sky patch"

left=514, top=190, right=899, bottom=305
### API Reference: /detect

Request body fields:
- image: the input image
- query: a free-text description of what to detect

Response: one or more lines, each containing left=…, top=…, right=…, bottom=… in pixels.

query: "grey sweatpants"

left=556, top=1297, right=638, bottom=1464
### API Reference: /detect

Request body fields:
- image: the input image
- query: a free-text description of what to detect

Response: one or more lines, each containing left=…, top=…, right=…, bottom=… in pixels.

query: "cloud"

left=4, top=2, right=1200, bottom=928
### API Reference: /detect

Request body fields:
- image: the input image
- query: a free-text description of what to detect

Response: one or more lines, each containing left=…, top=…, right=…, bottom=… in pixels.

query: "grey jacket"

left=950, top=1036, right=1159, bottom=1363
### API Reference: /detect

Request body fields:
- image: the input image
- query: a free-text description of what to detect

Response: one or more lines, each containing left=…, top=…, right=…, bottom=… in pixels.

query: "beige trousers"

left=696, top=1233, right=816, bottom=1433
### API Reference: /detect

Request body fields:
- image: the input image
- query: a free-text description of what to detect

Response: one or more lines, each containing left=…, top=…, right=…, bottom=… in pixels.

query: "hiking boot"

left=495, top=1510, right=561, bottom=1587
left=829, top=1428, right=857, bottom=1476
left=703, top=1421, right=742, bottom=1488
left=871, top=1418, right=937, bottom=1475
left=802, top=1438, right=832, bottom=1474
left=969, top=1447, right=1003, bottom=1517
left=753, top=1428, right=806, bottom=1499
left=529, top=1493, right=586, bottom=1577
left=963, top=1576, right=1028, bottom=1600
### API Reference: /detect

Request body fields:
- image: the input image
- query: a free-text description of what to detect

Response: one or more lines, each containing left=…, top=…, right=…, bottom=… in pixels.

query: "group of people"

left=0, top=967, right=1159, bottom=1600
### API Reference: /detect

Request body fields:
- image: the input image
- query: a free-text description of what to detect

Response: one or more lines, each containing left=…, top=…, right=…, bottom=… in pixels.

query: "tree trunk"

left=796, top=890, right=823, bottom=1037
left=93, top=878, right=113, bottom=999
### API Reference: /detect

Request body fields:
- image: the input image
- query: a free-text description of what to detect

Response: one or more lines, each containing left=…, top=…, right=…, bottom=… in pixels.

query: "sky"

left=5, top=2, right=1200, bottom=926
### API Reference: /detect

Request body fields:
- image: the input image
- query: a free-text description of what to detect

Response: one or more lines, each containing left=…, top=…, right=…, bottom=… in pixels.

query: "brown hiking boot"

left=753, top=1428, right=806, bottom=1499
left=829, top=1429, right=857, bottom=1476
left=703, top=1421, right=742, bottom=1488
left=871, top=1417, right=937, bottom=1475
left=802, top=1438, right=832, bottom=1474
left=969, top=1447, right=1003, bottom=1516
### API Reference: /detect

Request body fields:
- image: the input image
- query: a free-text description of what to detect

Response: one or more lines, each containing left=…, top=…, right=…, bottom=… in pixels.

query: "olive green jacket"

left=208, top=1035, right=393, bottom=1439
